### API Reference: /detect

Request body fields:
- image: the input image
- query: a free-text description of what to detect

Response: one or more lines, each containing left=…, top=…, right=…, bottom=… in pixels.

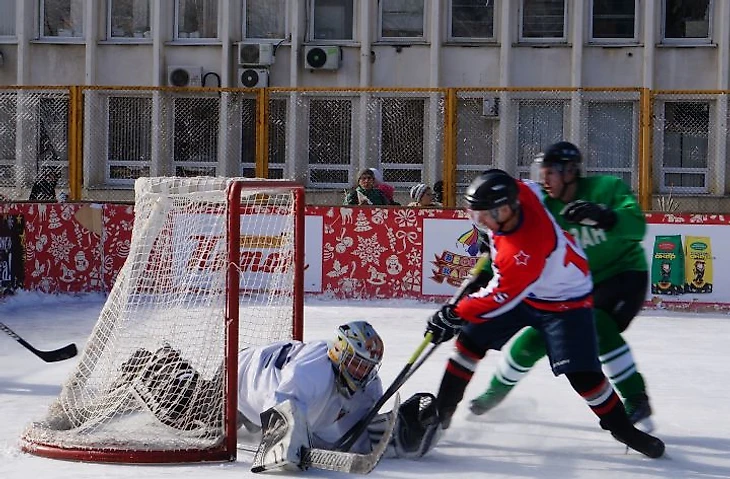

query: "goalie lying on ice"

left=111, top=320, right=441, bottom=471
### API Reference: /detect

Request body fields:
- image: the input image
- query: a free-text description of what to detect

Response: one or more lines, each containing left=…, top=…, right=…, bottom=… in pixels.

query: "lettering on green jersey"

left=567, top=226, right=607, bottom=249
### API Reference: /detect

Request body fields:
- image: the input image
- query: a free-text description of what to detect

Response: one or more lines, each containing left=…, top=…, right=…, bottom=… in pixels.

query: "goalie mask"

left=328, top=321, right=384, bottom=398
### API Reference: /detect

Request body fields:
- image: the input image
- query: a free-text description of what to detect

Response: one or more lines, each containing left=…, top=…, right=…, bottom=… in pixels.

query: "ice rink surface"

left=1, top=292, right=729, bottom=479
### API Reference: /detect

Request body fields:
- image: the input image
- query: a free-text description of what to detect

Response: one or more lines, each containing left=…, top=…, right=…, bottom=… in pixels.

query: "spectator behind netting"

left=29, top=168, right=60, bottom=202
left=408, top=183, right=442, bottom=208
left=344, top=169, right=390, bottom=206
left=369, top=168, right=398, bottom=205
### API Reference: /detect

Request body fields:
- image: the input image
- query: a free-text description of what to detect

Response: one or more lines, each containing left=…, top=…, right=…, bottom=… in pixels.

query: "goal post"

left=21, top=177, right=305, bottom=463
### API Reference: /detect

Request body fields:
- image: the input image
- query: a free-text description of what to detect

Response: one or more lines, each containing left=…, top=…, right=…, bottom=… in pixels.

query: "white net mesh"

left=22, top=177, right=302, bottom=460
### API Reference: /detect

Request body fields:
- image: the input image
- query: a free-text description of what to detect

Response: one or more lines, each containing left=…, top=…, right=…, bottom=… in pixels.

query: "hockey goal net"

left=22, top=177, right=305, bottom=463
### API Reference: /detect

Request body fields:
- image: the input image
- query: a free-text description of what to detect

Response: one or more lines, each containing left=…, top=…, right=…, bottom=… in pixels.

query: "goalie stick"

left=250, top=394, right=400, bottom=474
left=0, top=321, right=78, bottom=363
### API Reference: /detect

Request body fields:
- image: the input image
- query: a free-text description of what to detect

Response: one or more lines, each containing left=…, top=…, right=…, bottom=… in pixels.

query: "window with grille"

left=520, top=0, right=566, bottom=42
left=661, top=101, right=709, bottom=193
left=173, top=97, right=219, bottom=176
left=456, top=97, right=497, bottom=188
left=311, top=0, right=354, bottom=41
left=448, top=0, right=494, bottom=41
left=37, top=97, right=68, bottom=182
left=308, top=98, right=352, bottom=187
left=380, top=0, right=425, bottom=40
left=586, top=102, right=636, bottom=187
left=108, top=0, right=151, bottom=39
left=41, top=0, right=85, bottom=38
left=241, top=97, right=287, bottom=179
left=0, top=0, right=15, bottom=36
left=107, top=96, right=152, bottom=184
left=590, top=0, right=637, bottom=42
left=0, top=94, right=16, bottom=186
left=244, top=0, right=286, bottom=39
left=378, top=98, right=425, bottom=185
left=663, top=0, right=712, bottom=43
left=517, top=101, right=564, bottom=177
left=175, top=0, right=218, bottom=40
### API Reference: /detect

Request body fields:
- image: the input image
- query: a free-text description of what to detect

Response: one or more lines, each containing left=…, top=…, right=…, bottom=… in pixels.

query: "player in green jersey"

left=469, top=141, right=653, bottom=431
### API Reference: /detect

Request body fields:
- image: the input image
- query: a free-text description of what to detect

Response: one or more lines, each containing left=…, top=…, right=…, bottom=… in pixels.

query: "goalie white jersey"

left=237, top=340, right=383, bottom=452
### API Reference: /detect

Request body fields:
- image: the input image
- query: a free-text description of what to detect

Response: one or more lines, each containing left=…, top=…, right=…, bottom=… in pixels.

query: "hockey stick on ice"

left=0, top=321, right=78, bottom=362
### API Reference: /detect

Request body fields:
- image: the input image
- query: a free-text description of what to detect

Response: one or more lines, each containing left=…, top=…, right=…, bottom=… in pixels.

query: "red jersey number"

left=562, top=231, right=590, bottom=276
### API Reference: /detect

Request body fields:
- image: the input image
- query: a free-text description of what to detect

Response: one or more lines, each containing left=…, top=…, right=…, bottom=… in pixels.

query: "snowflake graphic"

left=406, top=248, right=421, bottom=267
left=354, top=233, right=387, bottom=266
left=49, top=230, right=74, bottom=264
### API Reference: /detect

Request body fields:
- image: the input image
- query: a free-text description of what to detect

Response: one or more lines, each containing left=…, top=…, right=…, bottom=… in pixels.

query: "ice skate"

left=469, top=382, right=511, bottom=415
left=625, top=393, right=654, bottom=432
left=610, top=425, right=665, bottom=458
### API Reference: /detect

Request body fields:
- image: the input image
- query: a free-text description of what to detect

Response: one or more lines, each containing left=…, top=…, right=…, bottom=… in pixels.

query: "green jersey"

left=543, top=175, right=648, bottom=284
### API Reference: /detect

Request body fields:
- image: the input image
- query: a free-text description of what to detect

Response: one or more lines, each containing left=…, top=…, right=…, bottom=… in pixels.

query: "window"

left=108, top=0, right=152, bottom=39
left=308, top=98, right=352, bottom=186
left=241, top=97, right=286, bottom=179
left=107, top=97, right=152, bottom=184
left=0, top=94, right=16, bottom=186
left=520, top=0, right=567, bottom=42
left=517, top=101, right=564, bottom=177
left=312, top=0, right=354, bottom=41
left=663, top=0, right=711, bottom=42
left=175, top=0, right=218, bottom=40
left=244, top=0, right=286, bottom=39
left=449, top=0, right=494, bottom=41
left=378, top=98, right=425, bottom=184
left=590, top=0, right=637, bottom=42
left=380, top=0, right=425, bottom=40
left=41, top=0, right=85, bottom=38
left=173, top=97, right=220, bottom=176
left=661, top=102, right=709, bottom=193
left=456, top=97, right=497, bottom=187
left=586, top=102, right=636, bottom=186
left=0, top=0, right=15, bottom=36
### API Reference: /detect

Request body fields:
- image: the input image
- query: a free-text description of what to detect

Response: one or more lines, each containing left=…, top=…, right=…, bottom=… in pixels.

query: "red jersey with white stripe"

left=455, top=180, right=593, bottom=323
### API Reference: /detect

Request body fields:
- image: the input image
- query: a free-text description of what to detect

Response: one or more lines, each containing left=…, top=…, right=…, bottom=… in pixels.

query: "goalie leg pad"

left=251, top=399, right=311, bottom=473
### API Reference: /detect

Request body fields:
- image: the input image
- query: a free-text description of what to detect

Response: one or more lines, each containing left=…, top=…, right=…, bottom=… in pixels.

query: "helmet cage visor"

left=330, top=337, right=381, bottom=394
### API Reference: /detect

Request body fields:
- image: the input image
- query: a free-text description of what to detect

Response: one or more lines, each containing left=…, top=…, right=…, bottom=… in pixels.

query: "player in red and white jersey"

left=424, top=169, right=664, bottom=459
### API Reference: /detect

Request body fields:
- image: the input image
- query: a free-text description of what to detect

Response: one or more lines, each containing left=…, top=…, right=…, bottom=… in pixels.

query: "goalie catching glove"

left=426, top=304, right=463, bottom=344
left=560, top=199, right=617, bottom=230
left=368, top=392, right=442, bottom=459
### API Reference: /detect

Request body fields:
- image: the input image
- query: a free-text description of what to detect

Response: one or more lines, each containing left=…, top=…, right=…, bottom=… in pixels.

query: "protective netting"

left=22, top=176, right=302, bottom=461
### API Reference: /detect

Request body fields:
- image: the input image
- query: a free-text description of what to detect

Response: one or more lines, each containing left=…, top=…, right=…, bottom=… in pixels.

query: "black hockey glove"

left=425, top=305, right=463, bottom=344
left=560, top=200, right=617, bottom=230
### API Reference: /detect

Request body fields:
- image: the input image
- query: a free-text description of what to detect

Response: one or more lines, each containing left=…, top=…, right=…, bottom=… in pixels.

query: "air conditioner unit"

left=238, top=68, right=269, bottom=88
left=238, top=42, right=275, bottom=66
left=167, top=66, right=204, bottom=87
left=304, top=45, right=341, bottom=70
left=482, top=96, right=500, bottom=118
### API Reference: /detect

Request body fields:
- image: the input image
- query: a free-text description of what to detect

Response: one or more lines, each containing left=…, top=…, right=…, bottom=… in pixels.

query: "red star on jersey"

left=514, top=250, right=530, bottom=266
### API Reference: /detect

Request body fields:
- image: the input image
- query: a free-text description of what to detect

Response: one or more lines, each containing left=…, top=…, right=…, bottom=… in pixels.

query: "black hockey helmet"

left=464, top=169, right=519, bottom=211
left=541, top=141, right=582, bottom=166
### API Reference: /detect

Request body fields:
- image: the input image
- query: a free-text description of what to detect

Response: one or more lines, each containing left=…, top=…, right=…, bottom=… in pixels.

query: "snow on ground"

left=1, top=291, right=729, bottom=478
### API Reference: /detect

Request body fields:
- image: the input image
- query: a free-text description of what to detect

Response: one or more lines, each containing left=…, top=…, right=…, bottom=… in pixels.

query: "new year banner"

left=684, top=236, right=713, bottom=294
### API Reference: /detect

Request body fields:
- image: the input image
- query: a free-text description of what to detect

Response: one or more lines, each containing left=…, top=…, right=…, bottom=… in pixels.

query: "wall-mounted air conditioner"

left=238, top=68, right=269, bottom=88
left=304, top=45, right=341, bottom=70
left=238, top=42, right=275, bottom=66
left=482, top=97, right=500, bottom=118
left=167, top=66, right=204, bottom=87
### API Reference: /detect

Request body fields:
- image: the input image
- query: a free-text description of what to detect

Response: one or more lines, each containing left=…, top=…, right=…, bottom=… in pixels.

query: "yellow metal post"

left=255, top=88, right=270, bottom=179
left=443, top=88, right=457, bottom=207
left=67, top=86, right=84, bottom=201
left=638, top=88, right=653, bottom=211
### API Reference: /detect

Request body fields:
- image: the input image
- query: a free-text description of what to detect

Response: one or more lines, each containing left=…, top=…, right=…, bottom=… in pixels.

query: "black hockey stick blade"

left=0, top=322, right=78, bottom=362
left=334, top=334, right=432, bottom=452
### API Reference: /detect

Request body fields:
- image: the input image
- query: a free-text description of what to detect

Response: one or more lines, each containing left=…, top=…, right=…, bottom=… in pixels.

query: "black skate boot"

left=625, top=393, right=654, bottom=432
left=610, top=425, right=665, bottom=458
